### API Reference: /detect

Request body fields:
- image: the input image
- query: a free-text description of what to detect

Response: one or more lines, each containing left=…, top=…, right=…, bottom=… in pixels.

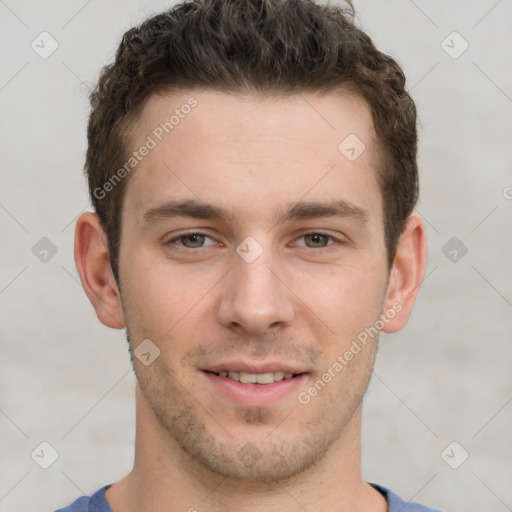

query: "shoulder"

left=371, top=483, right=443, bottom=512
left=53, top=485, right=112, bottom=512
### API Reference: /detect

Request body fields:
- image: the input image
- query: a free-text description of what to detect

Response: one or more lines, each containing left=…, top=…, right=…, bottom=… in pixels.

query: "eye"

left=167, top=232, right=217, bottom=249
left=295, top=232, right=340, bottom=249
left=165, top=231, right=342, bottom=251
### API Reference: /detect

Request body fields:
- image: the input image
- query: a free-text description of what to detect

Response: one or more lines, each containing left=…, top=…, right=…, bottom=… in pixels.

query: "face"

left=117, top=89, right=392, bottom=481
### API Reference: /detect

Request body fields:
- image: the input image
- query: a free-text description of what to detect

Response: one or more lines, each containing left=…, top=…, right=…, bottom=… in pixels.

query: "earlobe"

left=74, top=212, right=126, bottom=329
left=381, top=215, right=427, bottom=333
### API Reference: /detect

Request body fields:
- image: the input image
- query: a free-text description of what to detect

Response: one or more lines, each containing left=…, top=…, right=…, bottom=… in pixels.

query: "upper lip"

left=203, top=361, right=309, bottom=375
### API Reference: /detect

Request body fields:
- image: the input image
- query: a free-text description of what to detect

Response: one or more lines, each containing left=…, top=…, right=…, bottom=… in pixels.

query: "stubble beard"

left=127, top=329, right=378, bottom=483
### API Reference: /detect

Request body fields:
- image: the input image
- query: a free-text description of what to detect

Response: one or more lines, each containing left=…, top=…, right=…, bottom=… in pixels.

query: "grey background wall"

left=1, top=1, right=511, bottom=511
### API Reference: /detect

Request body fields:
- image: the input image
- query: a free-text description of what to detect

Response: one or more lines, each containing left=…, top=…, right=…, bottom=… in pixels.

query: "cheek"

left=121, top=254, right=221, bottom=339
left=293, top=262, right=387, bottom=331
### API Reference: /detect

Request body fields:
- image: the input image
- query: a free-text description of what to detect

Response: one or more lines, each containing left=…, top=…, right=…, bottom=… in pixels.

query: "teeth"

left=216, top=370, right=297, bottom=384
left=254, top=372, right=274, bottom=384
left=273, top=371, right=285, bottom=381
left=240, top=372, right=257, bottom=384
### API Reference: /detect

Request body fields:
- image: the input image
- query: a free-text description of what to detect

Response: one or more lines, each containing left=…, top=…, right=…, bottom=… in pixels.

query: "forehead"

left=124, top=88, right=382, bottom=226
left=132, top=88, right=376, bottom=151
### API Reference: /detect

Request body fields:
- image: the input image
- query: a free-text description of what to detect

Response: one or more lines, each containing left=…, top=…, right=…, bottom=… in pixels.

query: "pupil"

left=184, top=234, right=204, bottom=247
left=308, top=234, right=327, bottom=247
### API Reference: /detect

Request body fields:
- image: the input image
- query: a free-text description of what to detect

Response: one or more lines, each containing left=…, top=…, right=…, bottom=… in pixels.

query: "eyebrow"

left=141, top=198, right=368, bottom=226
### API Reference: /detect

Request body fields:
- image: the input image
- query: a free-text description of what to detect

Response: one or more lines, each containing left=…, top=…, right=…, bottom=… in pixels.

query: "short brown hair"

left=86, top=0, right=418, bottom=278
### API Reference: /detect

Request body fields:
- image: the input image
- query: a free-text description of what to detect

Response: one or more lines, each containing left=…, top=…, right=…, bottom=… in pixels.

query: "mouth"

left=203, top=369, right=304, bottom=384
left=201, top=369, right=309, bottom=406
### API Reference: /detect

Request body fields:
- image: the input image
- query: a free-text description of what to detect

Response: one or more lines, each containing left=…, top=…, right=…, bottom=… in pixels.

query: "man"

left=56, top=0, right=440, bottom=510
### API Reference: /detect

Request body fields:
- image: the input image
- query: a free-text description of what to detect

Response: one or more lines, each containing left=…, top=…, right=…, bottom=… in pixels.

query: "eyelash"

left=165, top=231, right=343, bottom=251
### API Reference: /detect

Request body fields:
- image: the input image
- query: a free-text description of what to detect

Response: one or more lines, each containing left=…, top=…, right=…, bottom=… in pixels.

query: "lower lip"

left=202, top=371, right=309, bottom=407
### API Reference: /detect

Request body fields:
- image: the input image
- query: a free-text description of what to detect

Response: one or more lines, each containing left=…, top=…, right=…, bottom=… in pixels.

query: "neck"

left=106, top=386, right=387, bottom=512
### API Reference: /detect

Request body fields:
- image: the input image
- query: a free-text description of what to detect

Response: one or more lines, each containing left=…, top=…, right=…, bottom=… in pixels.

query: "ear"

left=74, top=212, right=126, bottom=329
left=381, top=215, right=427, bottom=333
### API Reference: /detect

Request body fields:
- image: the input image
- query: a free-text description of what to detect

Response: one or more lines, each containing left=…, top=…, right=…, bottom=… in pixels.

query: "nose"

left=216, top=246, right=295, bottom=336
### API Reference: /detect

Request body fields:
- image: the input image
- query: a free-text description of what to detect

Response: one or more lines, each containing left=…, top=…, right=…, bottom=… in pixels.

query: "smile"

left=205, top=370, right=300, bottom=384
left=202, top=370, right=309, bottom=406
